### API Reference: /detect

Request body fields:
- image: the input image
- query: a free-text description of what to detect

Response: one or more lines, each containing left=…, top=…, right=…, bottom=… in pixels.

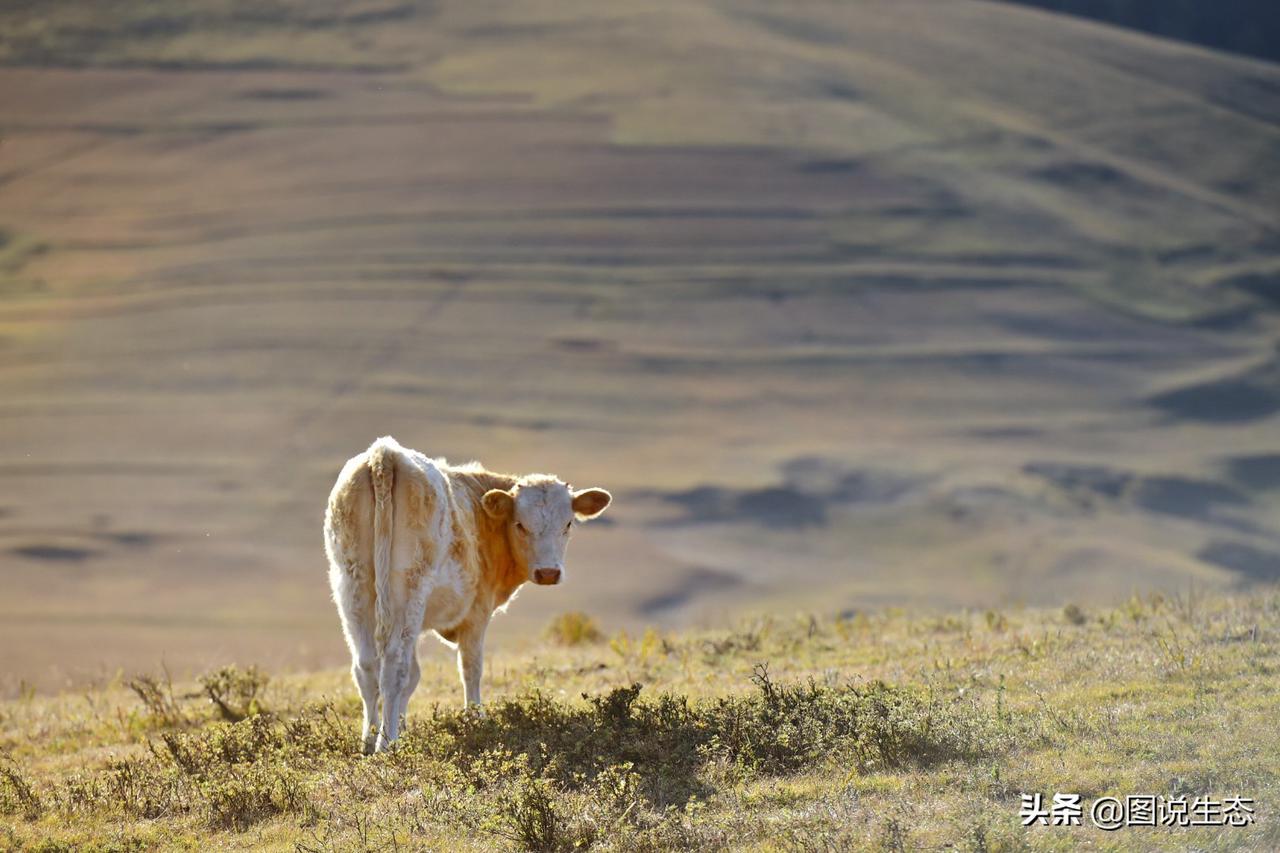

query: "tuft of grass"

left=126, top=670, right=187, bottom=728
left=545, top=612, right=603, bottom=647
left=0, top=754, right=42, bottom=820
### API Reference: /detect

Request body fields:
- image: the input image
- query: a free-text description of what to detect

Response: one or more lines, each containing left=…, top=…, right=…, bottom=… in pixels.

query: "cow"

left=323, top=436, right=611, bottom=753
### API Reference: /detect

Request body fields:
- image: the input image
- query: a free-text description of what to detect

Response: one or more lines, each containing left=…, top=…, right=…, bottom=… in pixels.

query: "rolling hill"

left=0, top=0, right=1278, bottom=693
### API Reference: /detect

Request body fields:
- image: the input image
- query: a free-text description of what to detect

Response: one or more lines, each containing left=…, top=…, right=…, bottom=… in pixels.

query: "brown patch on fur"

left=403, top=537, right=435, bottom=593
left=436, top=626, right=458, bottom=643
left=404, top=478, right=434, bottom=530
left=368, top=445, right=395, bottom=506
left=447, top=466, right=526, bottom=608
left=326, top=469, right=368, bottom=570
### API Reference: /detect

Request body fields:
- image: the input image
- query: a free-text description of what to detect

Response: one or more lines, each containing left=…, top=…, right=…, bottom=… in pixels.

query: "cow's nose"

left=533, top=568, right=562, bottom=585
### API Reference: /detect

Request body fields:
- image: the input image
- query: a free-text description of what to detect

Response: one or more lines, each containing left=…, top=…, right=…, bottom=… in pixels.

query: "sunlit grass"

left=1, top=588, right=1277, bottom=849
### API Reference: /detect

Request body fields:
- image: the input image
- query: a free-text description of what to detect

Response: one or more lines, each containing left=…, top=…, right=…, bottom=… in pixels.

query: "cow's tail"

left=368, top=438, right=397, bottom=655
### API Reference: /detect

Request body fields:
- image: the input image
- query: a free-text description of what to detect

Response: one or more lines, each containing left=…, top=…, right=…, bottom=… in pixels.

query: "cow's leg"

left=376, top=630, right=410, bottom=750
left=350, top=630, right=381, bottom=756
left=376, top=583, right=431, bottom=751
left=394, top=641, right=421, bottom=729
left=456, top=616, right=489, bottom=707
left=329, top=562, right=381, bottom=755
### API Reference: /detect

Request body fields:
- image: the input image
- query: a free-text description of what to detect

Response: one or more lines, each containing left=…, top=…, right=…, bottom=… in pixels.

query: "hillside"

left=1, top=0, right=1279, bottom=691
left=997, top=0, right=1280, bottom=64
left=1, top=589, right=1277, bottom=849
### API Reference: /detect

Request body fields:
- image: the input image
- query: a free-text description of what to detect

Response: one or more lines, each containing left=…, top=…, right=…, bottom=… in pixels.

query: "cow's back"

left=326, top=438, right=479, bottom=636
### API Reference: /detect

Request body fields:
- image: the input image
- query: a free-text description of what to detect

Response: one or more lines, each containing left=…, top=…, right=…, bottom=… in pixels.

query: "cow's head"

left=482, top=476, right=611, bottom=585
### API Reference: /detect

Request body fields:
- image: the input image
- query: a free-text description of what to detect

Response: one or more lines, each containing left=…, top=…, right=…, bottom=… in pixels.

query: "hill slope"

left=996, top=0, right=1280, bottom=64
left=0, top=0, right=1278, bottom=691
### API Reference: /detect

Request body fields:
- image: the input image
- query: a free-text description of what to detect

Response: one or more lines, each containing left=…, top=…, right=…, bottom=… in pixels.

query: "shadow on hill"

left=1198, top=540, right=1280, bottom=583
left=1025, top=461, right=1260, bottom=531
left=1147, top=357, right=1280, bottom=424
left=1223, top=453, right=1280, bottom=491
left=636, top=566, right=741, bottom=617
left=995, top=0, right=1280, bottom=64
left=648, top=457, right=924, bottom=530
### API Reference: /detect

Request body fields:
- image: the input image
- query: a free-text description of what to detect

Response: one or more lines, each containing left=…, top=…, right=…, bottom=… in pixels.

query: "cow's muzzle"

left=533, top=568, right=562, bottom=586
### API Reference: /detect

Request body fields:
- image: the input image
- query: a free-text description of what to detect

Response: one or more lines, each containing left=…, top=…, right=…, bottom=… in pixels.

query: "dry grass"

left=1, top=587, right=1278, bottom=850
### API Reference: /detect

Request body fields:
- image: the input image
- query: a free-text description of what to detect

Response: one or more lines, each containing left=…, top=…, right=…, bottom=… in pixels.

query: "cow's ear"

left=482, top=489, right=515, bottom=520
left=572, top=488, right=611, bottom=520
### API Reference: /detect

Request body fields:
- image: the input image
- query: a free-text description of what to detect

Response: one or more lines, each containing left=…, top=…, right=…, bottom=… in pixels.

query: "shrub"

left=44, top=664, right=1017, bottom=840
left=201, top=763, right=313, bottom=831
left=199, top=665, right=269, bottom=722
left=0, top=754, right=42, bottom=820
left=127, top=672, right=187, bottom=727
left=404, top=663, right=1009, bottom=812
left=546, top=612, right=603, bottom=646
left=1062, top=603, right=1087, bottom=625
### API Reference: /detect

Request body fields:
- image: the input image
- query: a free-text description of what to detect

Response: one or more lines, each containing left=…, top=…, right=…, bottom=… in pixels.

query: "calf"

left=324, top=436, right=611, bottom=753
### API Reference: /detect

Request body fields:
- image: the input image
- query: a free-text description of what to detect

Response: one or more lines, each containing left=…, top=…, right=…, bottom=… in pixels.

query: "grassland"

left=1, top=587, right=1277, bottom=850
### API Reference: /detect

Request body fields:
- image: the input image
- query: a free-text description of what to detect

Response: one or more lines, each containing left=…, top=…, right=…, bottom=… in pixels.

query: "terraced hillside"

left=0, top=0, right=1278, bottom=692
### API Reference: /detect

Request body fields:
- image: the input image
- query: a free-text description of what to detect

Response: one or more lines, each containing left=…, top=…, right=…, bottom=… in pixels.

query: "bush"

left=127, top=672, right=187, bottom=728
left=0, top=755, right=42, bottom=820
left=404, top=663, right=1009, bottom=812
left=199, top=665, right=269, bottom=722
left=546, top=612, right=603, bottom=646
left=44, top=664, right=1015, bottom=841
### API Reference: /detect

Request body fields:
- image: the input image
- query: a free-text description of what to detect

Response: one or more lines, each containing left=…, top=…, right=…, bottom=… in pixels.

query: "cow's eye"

left=515, top=522, right=527, bottom=534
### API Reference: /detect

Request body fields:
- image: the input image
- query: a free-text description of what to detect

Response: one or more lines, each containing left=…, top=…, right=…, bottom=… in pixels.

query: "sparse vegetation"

left=2, top=589, right=1278, bottom=849
left=545, top=611, right=603, bottom=647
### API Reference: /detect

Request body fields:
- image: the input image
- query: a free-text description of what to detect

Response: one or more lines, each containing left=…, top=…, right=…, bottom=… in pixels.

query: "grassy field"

left=1, top=587, right=1276, bottom=850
